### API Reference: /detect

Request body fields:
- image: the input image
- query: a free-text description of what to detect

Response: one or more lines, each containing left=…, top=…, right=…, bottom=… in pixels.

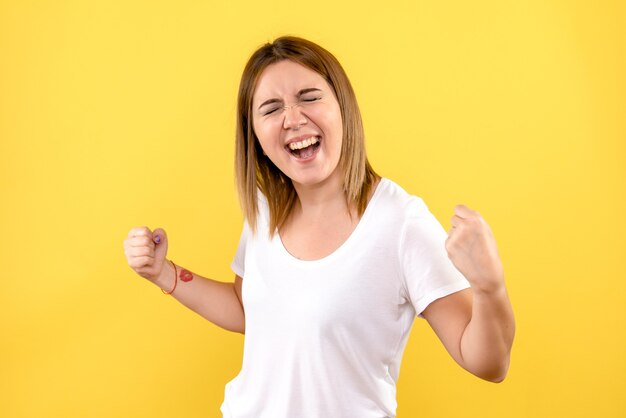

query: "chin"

left=290, top=172, right=339, bottom=189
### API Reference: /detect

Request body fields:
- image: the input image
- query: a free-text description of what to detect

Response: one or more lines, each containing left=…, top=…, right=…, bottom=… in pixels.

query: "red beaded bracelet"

left=161, top=260, right=178, bottom=295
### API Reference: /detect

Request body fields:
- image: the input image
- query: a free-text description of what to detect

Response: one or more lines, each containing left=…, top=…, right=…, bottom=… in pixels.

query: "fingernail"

left=155, top=236, right=161, bottom=244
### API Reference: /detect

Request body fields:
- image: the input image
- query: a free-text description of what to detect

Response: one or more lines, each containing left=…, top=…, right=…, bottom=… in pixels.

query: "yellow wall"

left=1, top=1, right=624, bottom=417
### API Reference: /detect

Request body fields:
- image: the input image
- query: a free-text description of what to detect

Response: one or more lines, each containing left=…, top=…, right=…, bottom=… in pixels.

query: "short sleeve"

left=231, top=220, right=251, bottom=278
left=400, top=199, right=471, bottom=318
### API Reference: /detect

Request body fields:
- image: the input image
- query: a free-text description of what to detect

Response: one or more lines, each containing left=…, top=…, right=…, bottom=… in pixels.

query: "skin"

left=423, top=205, right=515, bottom=382
left=124, top=227, right=245, bottom=333
left=252, top=60, right=361, bottom=260
left=251, top=59, right=515, bottom=382
left=124, top=59, right=515, bottom=382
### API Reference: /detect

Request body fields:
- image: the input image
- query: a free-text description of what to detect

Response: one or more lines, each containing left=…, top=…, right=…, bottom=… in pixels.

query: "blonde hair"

left=235, top=36, right=378, bottom=235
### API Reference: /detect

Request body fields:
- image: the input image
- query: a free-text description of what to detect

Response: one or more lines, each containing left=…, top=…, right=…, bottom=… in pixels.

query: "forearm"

left=154, top=260, right=245, bottom=334
left=460, top=286, right=515, bottom=382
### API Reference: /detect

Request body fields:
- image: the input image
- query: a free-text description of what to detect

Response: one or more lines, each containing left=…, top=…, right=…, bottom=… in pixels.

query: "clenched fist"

left=123, top=226, right=169, bottom=283
left=445, top=205, right=505, bottom=294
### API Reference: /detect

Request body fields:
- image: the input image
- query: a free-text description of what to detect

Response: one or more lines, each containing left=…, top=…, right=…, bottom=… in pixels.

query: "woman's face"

left=252, top=60, right=343, bottom=189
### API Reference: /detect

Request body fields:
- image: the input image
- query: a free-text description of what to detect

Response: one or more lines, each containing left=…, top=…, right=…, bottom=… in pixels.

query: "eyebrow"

left=257, top=88, right=322, bottom=110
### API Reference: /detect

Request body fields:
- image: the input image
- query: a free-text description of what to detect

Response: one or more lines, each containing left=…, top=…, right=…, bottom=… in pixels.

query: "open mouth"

left=287, top=136, right=321, bottom=160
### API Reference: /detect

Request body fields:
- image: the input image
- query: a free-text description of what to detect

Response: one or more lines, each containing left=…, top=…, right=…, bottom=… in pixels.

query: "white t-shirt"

left=220, top=178, right=470, bottom=418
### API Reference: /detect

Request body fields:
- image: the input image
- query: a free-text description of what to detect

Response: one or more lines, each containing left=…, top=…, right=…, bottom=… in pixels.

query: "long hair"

left=235, top=36, right=378, bottom=235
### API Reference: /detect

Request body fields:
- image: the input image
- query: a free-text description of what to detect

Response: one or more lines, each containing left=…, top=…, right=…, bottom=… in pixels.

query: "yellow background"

left=1, top=0, right=624, bottom=417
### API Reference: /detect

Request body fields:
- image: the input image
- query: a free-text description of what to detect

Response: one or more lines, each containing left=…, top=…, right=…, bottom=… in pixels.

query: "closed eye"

left=263, top=107, right=281, bottom=116
left=262, top=97, right=321, bottom=116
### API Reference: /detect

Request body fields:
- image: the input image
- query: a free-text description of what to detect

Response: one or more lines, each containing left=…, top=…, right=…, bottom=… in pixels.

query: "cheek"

left=309, top=105, right=342, bottom=133
left=322, top=107, right=343, bottom=145
left=252, top=118, right=268, bottom=143
left=253, top=121, right=282, bottom=154
left=251, top=117, right=262, bottom=142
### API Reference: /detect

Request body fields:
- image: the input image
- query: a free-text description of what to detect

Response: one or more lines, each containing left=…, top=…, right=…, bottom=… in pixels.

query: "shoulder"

left=374, top=178, right=430, bottom=220
left=373, top=178, right=448, bottom=251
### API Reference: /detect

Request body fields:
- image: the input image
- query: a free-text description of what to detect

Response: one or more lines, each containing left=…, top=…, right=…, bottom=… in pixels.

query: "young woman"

left=123, top=36, right=515, bottom=418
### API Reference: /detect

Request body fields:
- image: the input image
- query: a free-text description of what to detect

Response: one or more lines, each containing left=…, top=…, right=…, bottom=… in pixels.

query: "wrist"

left=466, top=268, right=506, bottom=296
left=155, top=259, right=176, bottom=291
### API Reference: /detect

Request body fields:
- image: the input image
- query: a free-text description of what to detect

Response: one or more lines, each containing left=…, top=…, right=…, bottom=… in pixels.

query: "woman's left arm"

left=421, top=204, right=515, bottom=383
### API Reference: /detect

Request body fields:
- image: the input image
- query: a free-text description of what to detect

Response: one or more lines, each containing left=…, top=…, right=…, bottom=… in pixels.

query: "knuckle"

left=131, top=226, right=151, bottom=237
left=136, top=247, right=146, bottom=256
left=130, top=236, right=150, bottom=247
left=129, top=256, right=150, bottom=268
left=132, top=257, right=145, bottom=268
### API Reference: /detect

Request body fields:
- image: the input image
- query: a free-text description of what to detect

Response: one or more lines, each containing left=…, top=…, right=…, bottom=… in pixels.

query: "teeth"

left=288, top=136, right=319, bottom=150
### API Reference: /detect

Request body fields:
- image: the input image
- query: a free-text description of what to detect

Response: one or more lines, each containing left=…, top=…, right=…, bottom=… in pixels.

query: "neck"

left=291, top=171, right=350, bottom=219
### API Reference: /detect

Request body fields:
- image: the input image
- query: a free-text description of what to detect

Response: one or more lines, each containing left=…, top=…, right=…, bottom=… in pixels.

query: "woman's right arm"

left=124, top=226, right=245, bottom=334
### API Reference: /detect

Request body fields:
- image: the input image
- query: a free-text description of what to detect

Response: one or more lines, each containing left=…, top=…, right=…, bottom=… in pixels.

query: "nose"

left=283, top=104, right=307, bottom=130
